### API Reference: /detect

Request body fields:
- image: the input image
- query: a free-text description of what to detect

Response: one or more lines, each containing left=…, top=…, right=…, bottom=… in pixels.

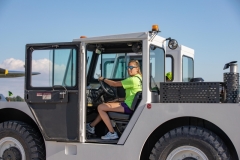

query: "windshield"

left=94, top=53, right=142, bottom=79
left=87, top=51, right=93, bottom=74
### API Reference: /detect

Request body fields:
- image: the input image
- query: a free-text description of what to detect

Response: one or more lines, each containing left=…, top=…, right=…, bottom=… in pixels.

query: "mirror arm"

left=162, top=37, right=171, bottom=43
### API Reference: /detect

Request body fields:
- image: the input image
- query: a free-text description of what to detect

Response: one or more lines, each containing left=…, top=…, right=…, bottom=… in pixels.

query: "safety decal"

left=42, top=93, right=51, bottom=100
left=36, top=93, right=43, bottom=96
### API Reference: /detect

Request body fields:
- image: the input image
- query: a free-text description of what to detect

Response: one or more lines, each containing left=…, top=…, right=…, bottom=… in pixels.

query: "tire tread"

left=0, top=121, right=46, bottom=160
left=149, top=125, right=231, bottom=160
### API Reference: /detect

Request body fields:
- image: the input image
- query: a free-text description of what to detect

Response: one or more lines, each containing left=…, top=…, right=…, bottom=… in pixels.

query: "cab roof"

left=73, top=32, right=149, bottom=43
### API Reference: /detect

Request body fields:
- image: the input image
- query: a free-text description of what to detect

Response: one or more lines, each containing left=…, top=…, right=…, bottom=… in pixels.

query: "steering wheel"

left=99, top=80, right=116, bottom=97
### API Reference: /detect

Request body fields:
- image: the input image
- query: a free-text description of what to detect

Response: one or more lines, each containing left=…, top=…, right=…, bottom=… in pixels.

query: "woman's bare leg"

left=90, top=115, right=102, bottom=127
left=98, top=103, right=124, bottom=133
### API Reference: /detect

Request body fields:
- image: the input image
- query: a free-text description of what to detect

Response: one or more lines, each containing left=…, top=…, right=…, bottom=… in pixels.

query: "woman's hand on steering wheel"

left=98, top=76, right=104, bottom=81
left=98, top=77, right=116, bottom=97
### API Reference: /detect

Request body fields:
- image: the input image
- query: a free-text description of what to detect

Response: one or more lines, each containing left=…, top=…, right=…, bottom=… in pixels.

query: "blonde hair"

left=129, top=60, right=142, bottom=76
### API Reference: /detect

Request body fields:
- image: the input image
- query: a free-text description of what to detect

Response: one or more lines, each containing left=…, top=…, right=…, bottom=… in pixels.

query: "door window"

left=149, top=45, right=165, bottom=89
left=182, top=56, right=194, bottom=82
left=166, top=55, right=173, bottom=81
left=31, top=48, right=77, bottom=87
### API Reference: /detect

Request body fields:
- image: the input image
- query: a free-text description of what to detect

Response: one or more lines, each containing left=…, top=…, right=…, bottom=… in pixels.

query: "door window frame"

left=25, top=42, right=80, bottom=90
left=182, top=55, right=194, bottom=82
left=166, top=54, right=174, bottom=81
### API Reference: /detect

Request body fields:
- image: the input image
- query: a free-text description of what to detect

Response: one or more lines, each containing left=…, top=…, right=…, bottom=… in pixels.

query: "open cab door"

left=25, top=42, right=80, bottom=142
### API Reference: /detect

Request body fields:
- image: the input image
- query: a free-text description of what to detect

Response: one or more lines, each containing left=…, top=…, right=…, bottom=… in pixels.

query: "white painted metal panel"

left=0, top=102, right=35, bottom=121
left=44, top=103, right=240, bottom=159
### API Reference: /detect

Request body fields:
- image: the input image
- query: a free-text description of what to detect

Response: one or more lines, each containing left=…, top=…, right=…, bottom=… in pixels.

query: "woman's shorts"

left=121, top=102, right=133, bottom=114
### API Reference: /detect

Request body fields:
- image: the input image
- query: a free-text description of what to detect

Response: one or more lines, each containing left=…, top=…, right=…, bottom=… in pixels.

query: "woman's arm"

left=99, top=77, right=122, bottom=87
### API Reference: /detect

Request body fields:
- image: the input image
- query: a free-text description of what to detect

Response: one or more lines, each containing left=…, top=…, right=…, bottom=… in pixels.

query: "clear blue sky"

left=0, top=0, right=240, bottom=97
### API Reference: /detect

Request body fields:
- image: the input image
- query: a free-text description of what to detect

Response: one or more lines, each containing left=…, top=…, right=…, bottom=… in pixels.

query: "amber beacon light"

left=152, top=25, right=159, bottom=32
left=80, top=36, right=87, bottom=38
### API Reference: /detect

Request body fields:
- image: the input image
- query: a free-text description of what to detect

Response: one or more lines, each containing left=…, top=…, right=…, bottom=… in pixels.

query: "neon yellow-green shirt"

left=121, top=74, right=142, bottom=109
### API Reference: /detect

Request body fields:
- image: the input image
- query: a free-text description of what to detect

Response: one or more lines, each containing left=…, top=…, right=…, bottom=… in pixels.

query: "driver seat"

left=107, top=91, right=142, bottom=122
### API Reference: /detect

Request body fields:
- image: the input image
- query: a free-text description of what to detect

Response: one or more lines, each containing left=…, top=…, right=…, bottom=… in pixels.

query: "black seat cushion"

left=108, top=91, right=142, bottom=121
left=108, top=112, right=131, bottom=122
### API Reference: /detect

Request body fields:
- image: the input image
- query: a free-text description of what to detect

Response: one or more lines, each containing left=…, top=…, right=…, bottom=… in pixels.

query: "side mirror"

left=168, top=39, right=178, bottom=50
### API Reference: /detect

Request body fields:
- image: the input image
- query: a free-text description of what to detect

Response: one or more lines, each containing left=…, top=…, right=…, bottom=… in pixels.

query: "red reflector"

left=147, top=104, right=151, bottom=109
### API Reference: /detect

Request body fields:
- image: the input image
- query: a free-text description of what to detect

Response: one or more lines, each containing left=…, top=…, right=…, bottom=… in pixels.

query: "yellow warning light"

left=80, top=36, right=87, bottom=38
left=152, top=25, right=159, bottom=32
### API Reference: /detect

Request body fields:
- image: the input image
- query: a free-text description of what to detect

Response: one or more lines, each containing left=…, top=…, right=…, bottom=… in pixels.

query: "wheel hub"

left=2, top=147, right=22, bottom=160
left=166, top=146, right=208, bottom=160
left=0, top=137, right=25, bottom=160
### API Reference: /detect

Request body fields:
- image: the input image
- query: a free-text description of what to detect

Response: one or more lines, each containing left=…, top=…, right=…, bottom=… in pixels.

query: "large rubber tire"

left=149, top=126, right=230, bottom=160
left=0, top=121, right=45, bottom=160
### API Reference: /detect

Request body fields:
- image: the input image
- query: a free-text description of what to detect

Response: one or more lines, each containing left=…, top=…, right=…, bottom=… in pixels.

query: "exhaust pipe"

left=223, top=61, right=239, bottom=103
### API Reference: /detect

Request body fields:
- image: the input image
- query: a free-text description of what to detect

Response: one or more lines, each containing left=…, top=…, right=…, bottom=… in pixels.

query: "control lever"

left=59, top=92, right=66, bottom=99
left=151, top=75, right=160, bottom=95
